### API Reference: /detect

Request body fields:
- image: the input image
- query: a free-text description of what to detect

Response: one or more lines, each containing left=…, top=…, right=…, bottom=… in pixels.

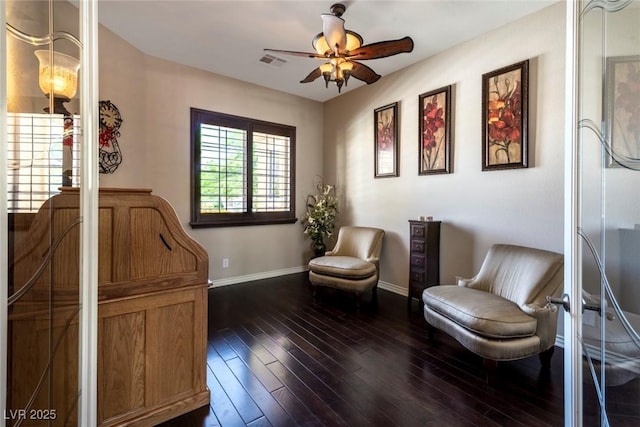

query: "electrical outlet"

left=222, top=258, right=229, bottom=268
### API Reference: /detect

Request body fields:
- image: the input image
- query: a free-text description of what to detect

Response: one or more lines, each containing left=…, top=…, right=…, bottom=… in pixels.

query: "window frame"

left=190, top=108, right=296, bottom=228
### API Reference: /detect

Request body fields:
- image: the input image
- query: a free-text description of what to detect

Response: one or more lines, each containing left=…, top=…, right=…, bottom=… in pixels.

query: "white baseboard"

left=209, top=268, right=410, bottom=298
left=208, top=266, right=309, bottom=288
left=378, top=280, right=408, bottom=297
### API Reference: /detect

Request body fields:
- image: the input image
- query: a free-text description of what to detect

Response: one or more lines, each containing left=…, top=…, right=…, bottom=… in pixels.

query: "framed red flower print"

left=482, top=60, right=529, bottom=171
left=419, top=85, right=452, bottom=175
left=374, top=102, right=399, bottom=178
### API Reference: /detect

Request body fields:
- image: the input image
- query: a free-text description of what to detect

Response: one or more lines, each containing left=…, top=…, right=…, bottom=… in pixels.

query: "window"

left=190, top=108, right=296, bottom=227
left=6, top=112, right=81, bottom=213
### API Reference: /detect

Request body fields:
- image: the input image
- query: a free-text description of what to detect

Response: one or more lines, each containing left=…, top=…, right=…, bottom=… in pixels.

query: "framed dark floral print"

left=606, top=55, right=640, bottom=168
left=374, top=102, right=399, bottom=178
left=482, top=60, right=529, bottom=171
left=419, top=85, right=452, bottom=175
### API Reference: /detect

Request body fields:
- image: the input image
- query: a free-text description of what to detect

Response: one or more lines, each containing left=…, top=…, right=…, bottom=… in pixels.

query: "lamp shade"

left=344, top=31, right=363, bottom=52
left=312, top=30, right=363, bottom=56
left=339, top=60, right=354, bottom=72
left=34, top=50, right=80, bottom=99
left=319, top=62, right=333, bottom=74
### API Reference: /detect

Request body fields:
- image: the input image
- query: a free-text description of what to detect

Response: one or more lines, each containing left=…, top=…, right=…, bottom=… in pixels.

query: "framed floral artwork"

left=606, top=56, right=640, bottom=168
left=419, top=85, right=452, bottom=175
left=482, top=60, right=529, bottom=171
left=374, top=102, right=399, bottom=178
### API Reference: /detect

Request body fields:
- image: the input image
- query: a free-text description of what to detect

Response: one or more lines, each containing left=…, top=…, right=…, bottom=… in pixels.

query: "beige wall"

left=97, top=3, right=565, bottom=290
left=98, top=26, right=324, bottom=283
left=322, top=3, right=566, bottom=294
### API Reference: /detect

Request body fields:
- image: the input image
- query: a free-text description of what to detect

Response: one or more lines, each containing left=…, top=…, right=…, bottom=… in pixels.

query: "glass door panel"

left=5, top=0, right=85, bottom=425
left=576, top=1, right=640, bottom=425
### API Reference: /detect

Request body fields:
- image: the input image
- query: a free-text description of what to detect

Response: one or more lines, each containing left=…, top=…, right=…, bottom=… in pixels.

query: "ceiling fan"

left=264, top=3, right=414, bottom=93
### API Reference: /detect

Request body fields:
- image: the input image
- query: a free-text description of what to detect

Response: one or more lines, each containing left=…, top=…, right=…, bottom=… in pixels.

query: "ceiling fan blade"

left=322, top=14, right=347, bottom=52
left=350, top=62, right=381, bottom=84
left=347, top=36, right=414, bottom=60
left=300, top=67, right=322, bottom=84
left=263, top=48, right=324, bottom=59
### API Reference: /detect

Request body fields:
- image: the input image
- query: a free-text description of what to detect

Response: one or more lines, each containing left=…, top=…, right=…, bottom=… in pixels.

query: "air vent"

left=259, top=54, right=287, bottom=67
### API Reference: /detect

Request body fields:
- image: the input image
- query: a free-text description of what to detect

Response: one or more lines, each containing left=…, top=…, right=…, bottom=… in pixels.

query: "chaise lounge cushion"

left=308, top=256, right=376, bottom=279
left=424, top=286, right=537, bottom=339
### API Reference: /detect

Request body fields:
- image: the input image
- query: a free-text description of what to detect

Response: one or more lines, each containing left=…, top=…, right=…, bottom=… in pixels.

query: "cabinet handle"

left=411, top=225, right=425, bottom=237
left=411, top=271, right=424, bottom=281
left=411, top=256, right=424, bottom=266
left=159, top=233, right=173, bottom=251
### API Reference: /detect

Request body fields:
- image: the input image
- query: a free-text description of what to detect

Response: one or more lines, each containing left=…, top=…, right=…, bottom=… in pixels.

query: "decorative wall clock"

left=99, top=100, right=123, bottom=174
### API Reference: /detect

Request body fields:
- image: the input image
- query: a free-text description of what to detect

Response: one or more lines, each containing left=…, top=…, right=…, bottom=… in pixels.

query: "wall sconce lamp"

left=34, top=49, right=80, bottom=186
left=34, top=49, right=80, bottom=114
left=6, top=20, right=81, bottom=186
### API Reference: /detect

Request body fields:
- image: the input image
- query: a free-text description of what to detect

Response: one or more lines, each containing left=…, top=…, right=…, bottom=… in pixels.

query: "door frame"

left=564, top=1, right=583, bottom=426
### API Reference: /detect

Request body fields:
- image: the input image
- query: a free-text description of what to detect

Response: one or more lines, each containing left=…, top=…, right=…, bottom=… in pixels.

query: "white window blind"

left=6, top=112, right=81, bottom=213
left=252, top=132, right=291, bottom=212
left=200, top=124, right=248, bottom=214
left=198, top=125, right=291, bottom=215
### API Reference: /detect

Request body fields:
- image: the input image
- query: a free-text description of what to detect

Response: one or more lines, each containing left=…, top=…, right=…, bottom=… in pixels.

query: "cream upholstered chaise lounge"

left=308, top=226, right=385, bottom=307
left=422, top=243, right=564, bottom=369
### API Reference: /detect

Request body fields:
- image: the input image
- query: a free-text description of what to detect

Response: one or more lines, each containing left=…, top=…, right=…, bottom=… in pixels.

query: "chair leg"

left=355, top=293, right=362, bottom=312
left=483, top=358, right=498, bottom=371
left=539, top=346, right=555, bottom=370
left=483, top=358, right=499, bottom=384
left=408, top=295, right=425, bottom=312
left=426, top=323, right=435, bottom=341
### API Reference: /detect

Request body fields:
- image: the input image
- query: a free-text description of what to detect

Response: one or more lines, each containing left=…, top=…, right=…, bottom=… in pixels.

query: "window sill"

left=189, top=217, right=298, bottom=228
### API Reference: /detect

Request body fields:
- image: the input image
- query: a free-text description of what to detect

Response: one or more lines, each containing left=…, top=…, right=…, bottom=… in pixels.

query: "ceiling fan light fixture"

left=314, top=58, right=356, bottom=92
left=264, top=2, right=413, bottom=94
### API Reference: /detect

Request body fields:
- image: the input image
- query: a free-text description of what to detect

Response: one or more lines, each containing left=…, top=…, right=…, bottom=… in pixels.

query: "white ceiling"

left=96, top=0, right=557, bottom=102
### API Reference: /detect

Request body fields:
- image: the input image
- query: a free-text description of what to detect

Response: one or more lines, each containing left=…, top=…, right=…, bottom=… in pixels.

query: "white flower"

left=302, top=180, right=338, bottom=245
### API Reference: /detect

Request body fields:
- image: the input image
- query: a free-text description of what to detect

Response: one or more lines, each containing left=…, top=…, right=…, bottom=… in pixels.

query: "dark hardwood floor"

left=158, top=273, right=639, bottom=427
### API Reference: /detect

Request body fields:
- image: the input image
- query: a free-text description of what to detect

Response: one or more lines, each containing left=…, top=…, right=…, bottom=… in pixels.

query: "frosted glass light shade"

left=339, top=61, right=354, bottom=72
left=344, top=31, right=363, bottom=52
left=312, top=33, right=330, bottom=55
left=34, top=50, right=80, bottom=99
left=312, top=30, right=363, bottom=55
left=319, top=62, right=333, bottom=74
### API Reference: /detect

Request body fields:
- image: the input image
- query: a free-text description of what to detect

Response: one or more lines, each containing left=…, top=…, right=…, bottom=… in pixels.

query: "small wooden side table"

left=408, top=219, right=441, bottom=310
